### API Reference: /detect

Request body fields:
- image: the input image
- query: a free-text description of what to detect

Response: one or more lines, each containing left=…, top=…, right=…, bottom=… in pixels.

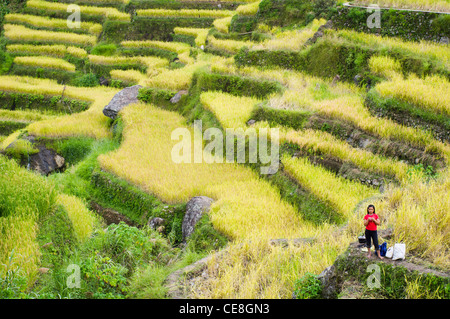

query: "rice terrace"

left=0, top=0, right=449, bottom=302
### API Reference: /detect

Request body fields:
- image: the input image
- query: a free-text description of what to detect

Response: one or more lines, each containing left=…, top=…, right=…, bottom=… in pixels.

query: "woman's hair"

left=367, top=204, right=375, bottom=214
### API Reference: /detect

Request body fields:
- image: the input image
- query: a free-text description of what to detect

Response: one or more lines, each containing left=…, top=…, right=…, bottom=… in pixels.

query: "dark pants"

left=365, top=229, right=379, bottom=251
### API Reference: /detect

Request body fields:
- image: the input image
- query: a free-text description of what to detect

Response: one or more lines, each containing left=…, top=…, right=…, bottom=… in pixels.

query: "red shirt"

left=364, top=214, right=379, bottom=231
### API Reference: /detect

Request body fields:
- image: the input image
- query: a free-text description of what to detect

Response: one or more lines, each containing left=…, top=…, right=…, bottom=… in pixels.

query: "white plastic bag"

left=392, top=243, right=406, bottom=260
left=385, top=247, right=394, bottom=258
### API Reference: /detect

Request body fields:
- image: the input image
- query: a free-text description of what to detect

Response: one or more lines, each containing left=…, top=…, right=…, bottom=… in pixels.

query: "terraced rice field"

left=0, top=0, right=448, bottom=300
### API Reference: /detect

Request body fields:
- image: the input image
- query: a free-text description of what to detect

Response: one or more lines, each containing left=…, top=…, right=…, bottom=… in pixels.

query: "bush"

left=0, top=250, right=32, bottom=299
left=80, top=254, right=128, bottom=299
left=71, top=73, right=99, bottom=87
left=332, top=6, right=450, bottom=43
left=0, top=50, right=13, bottom=74
left=90, top=43, right=117, bottom=56
left=293, top=272, right=322, bottom=299
left=86, top=222, right=173, bottom=272
left=193, top=71, right=283, bottom=99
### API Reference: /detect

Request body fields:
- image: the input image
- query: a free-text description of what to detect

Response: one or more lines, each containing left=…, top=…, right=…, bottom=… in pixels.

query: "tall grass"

left=3, top=24, right=97, bottom=46
left=55, top=194, right=97, bottom=243
left=0, top=156, right=56, bottom=283
left=88, top=55, right=168, bottom=73
left=0, top=109, right=55, bottom=123
left=207, top=36, right=256, bottom=54
left=192, top=229, right=352, bottom=298
left=346, top=169, right=450, bottom=268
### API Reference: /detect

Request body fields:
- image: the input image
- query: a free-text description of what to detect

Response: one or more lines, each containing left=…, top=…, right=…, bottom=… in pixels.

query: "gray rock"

left=318, top=265, right=338, bottom=299
left=148, top=217, right=167, bottom=230
left=5, top=135, right=65, bottom=175
left=99, top=76, right=109, bottom=86
left=353, top=74, right=362, bottom=86
left=103, top=85, right=142, bottom=119
left=170, top=90, right=188, bottom=104
left=182, top=196, right=214, bottom=242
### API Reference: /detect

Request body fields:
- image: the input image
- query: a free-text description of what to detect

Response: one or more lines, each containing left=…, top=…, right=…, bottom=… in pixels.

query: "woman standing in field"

left=364, top=204, right=383, bottom=259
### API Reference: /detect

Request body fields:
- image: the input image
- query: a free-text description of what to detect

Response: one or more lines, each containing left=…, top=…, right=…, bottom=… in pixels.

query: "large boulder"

left=4, top=135, right=65, bottom=175
left=103, top=85, right=142, bottom=119
left=29, top=144, right=65, bottom=176
left=182, top=196, right=214, bottom=242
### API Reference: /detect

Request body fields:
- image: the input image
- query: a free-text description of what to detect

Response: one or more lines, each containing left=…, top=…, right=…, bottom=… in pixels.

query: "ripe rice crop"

left=136, top=8, right=234, bottom=18
left=282, top=155, right=379, bottom=219
left=0, top=75, right=119, bottom=138
left=121, top=40, right=191, bottom=54
left=98, top=102, right=309, bottom=240
left=4, top=13, right=103, bottom=35
left=0, top=155, right=56, bottom=283
left=88, top=54, right=168, bottom=69
left=14, top=56, right=76, bottom=72
left=266, top=77, right=450, bottom=162
left=332, top=29, right=450, bottom=68
left=200, top=90, right=408, bottom=181
left=192, top=229, right=352, bottom=298
left=7, top=44, right=88, bottom=58
left=282, top=129, right=409, bottom=181
left=375, top=74, right=450, bottom=116
left=56, top=194, right=97, bottom=243
left=368, top=54, right=403, bottom=79
left=3, top=24, right=97, bottom=46
left=26, top=0, right=130, bottom=21
left=174, top=27, right=209, bottom=47
left=236, top=0, right=262, bottom=16
left=207, top=36, right=256, bottom=54
left=252, top=18, right=327, bottom=51
left=143, top=62, right=206, bottom=90
left=110, top=69, right=147, bottom=84
left=213, top=16, right=232, bottom=33
left=0, top=109, right=54, bottom=123
left=200, top=91, right=261, bottom=128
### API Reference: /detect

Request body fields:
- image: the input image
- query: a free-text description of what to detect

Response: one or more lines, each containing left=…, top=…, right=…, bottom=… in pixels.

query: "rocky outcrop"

left=4, top=135, right=65, bottom=175
left=103, top=85, right=142, bottom=119
left=182, top=196, right=214, bottom=242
